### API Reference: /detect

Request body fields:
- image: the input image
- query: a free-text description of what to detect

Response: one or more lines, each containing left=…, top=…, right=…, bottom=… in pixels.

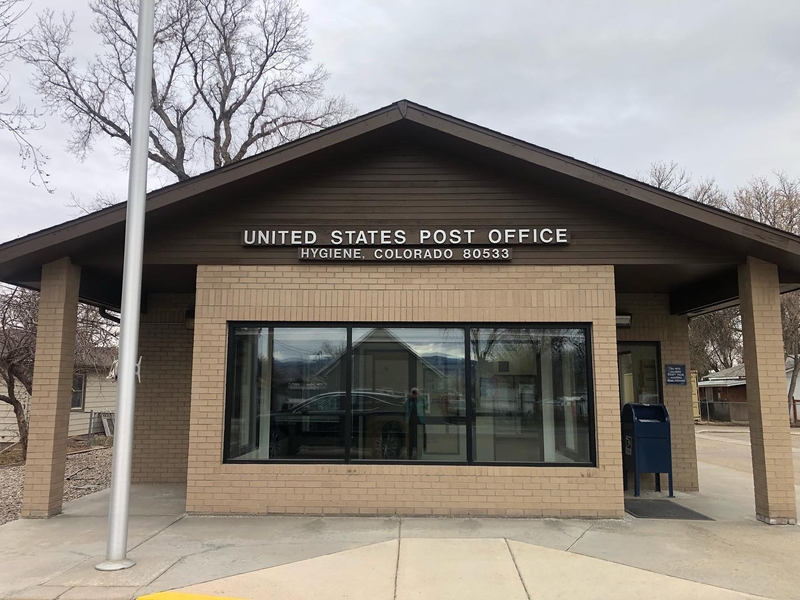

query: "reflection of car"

left=439, top=393, right=466, bottom=417
left=268, top=392, right=407, bottom=459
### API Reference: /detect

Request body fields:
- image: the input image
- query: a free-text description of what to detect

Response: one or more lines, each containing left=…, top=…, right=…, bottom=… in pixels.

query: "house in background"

left=0, top=348, right=117, bottom=443
left=698, top=358, right=800, bottom=423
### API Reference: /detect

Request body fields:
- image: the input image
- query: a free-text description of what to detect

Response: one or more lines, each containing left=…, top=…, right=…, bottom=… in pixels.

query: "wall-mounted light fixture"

left=616, top=313, right=632, bottom=328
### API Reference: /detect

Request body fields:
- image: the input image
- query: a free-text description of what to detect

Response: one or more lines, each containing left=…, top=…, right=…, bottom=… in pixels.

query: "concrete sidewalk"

left=2, top=458, right=799, bottom=600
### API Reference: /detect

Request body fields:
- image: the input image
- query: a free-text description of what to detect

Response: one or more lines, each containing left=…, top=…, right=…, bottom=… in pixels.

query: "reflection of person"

left=405, top=387, right=426, bottom=460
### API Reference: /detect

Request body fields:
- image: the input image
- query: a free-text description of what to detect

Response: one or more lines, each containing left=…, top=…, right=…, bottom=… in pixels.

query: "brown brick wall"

left=186, top=264, right=624, bottom=517
left=131, top=294, right=194, bottom=484
left=738, top=257, right=797, bottom=524
left=22, top=258, right=81, bottom=517
left=617, top=293, right=699, bottom=492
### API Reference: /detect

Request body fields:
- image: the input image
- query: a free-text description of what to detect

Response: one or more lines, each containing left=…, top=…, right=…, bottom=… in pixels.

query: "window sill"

left=223, top=459, right=597, bottom=468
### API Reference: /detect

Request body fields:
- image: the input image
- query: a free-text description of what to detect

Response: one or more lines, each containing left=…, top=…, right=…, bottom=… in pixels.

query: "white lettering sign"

left=299, top=247, right=513, bottom=262
left=242, top=225, right=569, bottom=262
left=243, top=227, right=569, bottom=246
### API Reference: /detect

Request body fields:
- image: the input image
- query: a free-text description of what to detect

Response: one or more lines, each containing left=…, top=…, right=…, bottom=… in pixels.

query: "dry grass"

left=0, top=434, right=113, bottom=468
left=0, top=444, right=113, bottom=525
left=0, top=443, right=23, bottom=467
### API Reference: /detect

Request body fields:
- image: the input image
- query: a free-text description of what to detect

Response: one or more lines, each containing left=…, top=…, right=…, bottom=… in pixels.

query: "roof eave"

left=3, top=99, right=800, bottom=275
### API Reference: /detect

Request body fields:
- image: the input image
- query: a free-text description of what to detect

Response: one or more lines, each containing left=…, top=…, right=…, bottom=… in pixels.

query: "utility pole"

left=95, top=0, right=155, bottom=572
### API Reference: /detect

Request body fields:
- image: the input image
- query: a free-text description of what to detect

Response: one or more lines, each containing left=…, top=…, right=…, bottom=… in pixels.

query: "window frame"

left=223, top=322, right=597, bottom=468
left=71, top=372, right=86, bottom=411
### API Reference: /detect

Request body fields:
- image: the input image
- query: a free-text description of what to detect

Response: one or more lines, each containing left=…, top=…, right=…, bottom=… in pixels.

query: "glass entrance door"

left=617, top=343, right=661, bottom=406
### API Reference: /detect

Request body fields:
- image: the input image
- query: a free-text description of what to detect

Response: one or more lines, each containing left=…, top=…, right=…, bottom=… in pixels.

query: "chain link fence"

left=699, top=399, right=749, bottom=423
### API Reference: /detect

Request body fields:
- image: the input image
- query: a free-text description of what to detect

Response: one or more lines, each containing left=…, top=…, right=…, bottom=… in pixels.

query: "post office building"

left=2, top=101, right=798, bottom=523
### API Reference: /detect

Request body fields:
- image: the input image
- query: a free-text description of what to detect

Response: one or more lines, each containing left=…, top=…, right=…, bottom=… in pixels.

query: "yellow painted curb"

left=138, top=593, right=248, bottom=600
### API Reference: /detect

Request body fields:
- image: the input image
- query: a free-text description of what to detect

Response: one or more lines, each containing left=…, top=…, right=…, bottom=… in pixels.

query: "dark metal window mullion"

left=222, top=322, right=598, bottom=469
left=465, top=326, right=474, bottom=464
left=344, top=327, right=353, bottom=463
left=222, top=323, right=236, bottom=462
left=585, top=326, right=598, bottom=467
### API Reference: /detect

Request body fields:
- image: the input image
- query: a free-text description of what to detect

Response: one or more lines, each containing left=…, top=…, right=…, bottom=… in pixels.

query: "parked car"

left=268, top=391, right=407, bottom=459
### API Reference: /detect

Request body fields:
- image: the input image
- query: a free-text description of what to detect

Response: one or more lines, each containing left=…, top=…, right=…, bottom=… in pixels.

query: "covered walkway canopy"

left=0, top=100, right=797, bottom=524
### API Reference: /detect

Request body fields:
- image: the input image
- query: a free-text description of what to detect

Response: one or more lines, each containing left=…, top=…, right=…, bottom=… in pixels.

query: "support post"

left=21, top=258, right=80, bottom=517
left=96, top=0, right=155, bottom=571
left=88, top=410, right=94, bottom=448
left=738, top=257, right=797, bottom=525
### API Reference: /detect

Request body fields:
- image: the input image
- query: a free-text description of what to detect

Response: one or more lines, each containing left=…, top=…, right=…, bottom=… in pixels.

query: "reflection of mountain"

left=315, top=329, right=466, bottom=398
left=280, top=355, right=472, bottom=373
left=274, top=358, right=328, bottom=368
left=319, top=329, right=455, bottom=377
left=272, top=357, right=330, bottom=387
left=418, top=354, right=466, bottom=370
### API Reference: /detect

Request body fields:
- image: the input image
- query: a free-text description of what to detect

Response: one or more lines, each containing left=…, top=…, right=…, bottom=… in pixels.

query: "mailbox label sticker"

left=665, top=364, right=687, bottom=385
left=625, top=435, right=632, bottom=455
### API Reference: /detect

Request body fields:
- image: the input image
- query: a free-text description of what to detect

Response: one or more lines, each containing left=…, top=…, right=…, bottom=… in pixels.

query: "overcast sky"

left=1, top=0, right=799, bottom=242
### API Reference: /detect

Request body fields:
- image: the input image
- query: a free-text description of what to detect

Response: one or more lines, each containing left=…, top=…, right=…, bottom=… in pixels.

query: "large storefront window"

left=227, top=327, right=347, bottom=460
left=351, top=327, right=466, bottom=461
left=225, top=324, right=594, bottom=465
left=472, top=328, right=591, bottom=463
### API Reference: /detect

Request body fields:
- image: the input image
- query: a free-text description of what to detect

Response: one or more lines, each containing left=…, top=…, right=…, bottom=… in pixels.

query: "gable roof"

left=317, top=327, right=446, bottom=380
left=699, top=357, right=797, bottom=386
left=2, top=99, right=800, bottom=312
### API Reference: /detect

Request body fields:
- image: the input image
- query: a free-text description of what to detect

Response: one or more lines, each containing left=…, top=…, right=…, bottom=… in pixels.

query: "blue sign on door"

left=665, top=364, right=687, bottom=385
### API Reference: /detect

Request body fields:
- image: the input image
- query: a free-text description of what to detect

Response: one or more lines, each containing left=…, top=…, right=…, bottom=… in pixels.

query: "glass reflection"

left=471, top=328, right=590, bottom=463
left=351, top=328, right=466, bottom=461
left=228, top=327, right=347, bottom=461
left=226, top=325, right=593, bottom=465
left=617, top=344, right=660, bottom=405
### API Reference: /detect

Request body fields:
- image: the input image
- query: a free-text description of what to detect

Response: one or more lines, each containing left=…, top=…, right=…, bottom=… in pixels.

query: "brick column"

left=738, top=257, right=797, bottom=525
left=21, top=258, right=81, bottom=518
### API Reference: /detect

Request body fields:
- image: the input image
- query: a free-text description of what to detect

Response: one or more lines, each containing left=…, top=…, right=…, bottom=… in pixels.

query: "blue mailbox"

left=621, top=403, right=673, bottom=497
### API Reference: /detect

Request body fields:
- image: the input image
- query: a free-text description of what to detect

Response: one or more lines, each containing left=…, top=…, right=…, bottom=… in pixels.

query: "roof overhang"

left=698, top=380, right=746, bottom=388
left=3, top=100, right=800, bottom=313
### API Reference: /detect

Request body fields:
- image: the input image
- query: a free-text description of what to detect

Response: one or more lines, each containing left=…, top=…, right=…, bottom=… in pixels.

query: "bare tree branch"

left=23, top=0, right=355, bottom=182
left=641, top=160, right=693, bottom=197
left=732, top=172, right=800, bottom=234
left=670, top=169, right=800, bottom=421
left=691, top=176, right=727, bottom=209
left=66, top=190, right=123, bottom=215
left=0, top=0, right=52, bottom=191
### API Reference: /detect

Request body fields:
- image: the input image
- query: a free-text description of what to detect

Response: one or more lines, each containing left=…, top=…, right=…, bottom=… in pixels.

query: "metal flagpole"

left=96, top=0, right=155, bottom=572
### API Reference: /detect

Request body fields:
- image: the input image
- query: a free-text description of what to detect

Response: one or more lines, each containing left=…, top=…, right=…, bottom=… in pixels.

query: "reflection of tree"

left=320, top=340, right=347, bottom=362
left=472, top=328, right=546, bottom=363
left=471, top=328, right=505, bottom=362
left=550, top=329, right=586, bottom=362
left=265, top=333, right=346, bottom=399
left=550, top=330, right=588, bottom=396
left=472, top=328, right=587, bottom=387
